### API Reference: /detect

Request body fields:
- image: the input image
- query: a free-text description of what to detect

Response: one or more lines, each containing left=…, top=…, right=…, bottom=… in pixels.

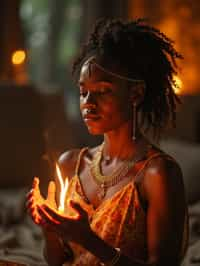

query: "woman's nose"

left=80, top=92, right=97, bottom=110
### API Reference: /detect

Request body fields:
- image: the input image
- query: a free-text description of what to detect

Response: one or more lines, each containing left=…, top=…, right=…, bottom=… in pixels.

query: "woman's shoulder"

left=57, top=145, right=100, bottom=178
left=144, top=144, right=182, bottom=175
left=59, top=148, right=82, bottom=164
left=140, top=145, right=184, bottom=201
left=58, top=148, right=84, bottom=179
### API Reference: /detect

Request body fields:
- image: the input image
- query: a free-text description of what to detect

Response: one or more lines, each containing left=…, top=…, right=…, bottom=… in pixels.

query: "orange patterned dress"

left=63, top=148, right=188, bottom=266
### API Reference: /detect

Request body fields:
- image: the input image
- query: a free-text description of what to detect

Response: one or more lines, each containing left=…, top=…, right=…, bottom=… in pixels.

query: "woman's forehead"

left=79, top=56, right=129, bottom=87
left=79, top=59, right=115, bottom=84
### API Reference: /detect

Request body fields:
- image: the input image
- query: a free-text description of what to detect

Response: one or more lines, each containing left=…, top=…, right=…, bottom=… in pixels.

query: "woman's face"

left=78, top=58, right=132, bottom=135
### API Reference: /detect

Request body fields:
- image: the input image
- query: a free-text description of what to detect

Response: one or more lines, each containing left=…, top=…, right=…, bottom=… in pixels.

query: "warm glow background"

left=128, top=0, right=200, bottom=96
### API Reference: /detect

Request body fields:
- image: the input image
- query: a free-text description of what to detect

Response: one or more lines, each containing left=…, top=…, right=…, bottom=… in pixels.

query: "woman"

left=27, top=19, right=188, bottom=266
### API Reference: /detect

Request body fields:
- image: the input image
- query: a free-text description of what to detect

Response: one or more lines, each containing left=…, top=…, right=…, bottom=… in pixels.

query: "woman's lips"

left=82, top=111, right=101, bottom=121
left=82, top=109, right=101, bottom=121
left=83, top=114, right=101, bottom=121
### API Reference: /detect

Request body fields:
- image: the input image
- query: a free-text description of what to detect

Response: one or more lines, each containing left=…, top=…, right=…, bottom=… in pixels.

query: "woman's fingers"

left=43, top=203, right=80, bottom=222
left=69, top=201, right=85, bottom=219
left=26, top=177, right=51, bottom=227
left=28, top=206, right=42, bottom=225
left=33, top=177, right=42, bottom=197
left=26, top=199, right=38, bottom=216
left=28, top=179, right=57, bottom=211
left=26, top=195, right=37, bottom=216
left=32, top=178, right=46, bottom=206
left=26, top=189, right=33, bottom=197
left=26, top=200, right=35, bottom=211
left=47, top=181, right=56, bottom=198
left=26, top=189, right=35, bottom=202
left=32, top=177, right=39, bottom=189
left=37, top=205, right=61, bottom=225
left=47, top=181, right=57, bottom=208
left=37, top=205, right=75, bottom=238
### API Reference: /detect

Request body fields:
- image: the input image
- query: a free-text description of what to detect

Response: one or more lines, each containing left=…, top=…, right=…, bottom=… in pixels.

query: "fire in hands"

left=56, top=163, right=69, bottom=213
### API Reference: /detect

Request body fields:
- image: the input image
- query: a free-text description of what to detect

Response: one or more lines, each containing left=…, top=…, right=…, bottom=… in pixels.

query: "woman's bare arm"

left=143, top=156, right=187, bottom=265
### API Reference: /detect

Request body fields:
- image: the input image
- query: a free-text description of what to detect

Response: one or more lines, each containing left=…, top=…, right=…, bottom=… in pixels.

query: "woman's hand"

left=37, top=201, right=93, bottom=247
left=26, top=177, right=57, bottom=225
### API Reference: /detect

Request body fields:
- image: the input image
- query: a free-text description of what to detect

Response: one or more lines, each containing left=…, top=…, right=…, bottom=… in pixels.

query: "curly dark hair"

left=72, top=18, right=182, bottom=138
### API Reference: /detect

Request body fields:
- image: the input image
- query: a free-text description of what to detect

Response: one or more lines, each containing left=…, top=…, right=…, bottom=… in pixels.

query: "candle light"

left=56, top=163, right=69, bottom=213
left=11, top=49, right=28, bottom=85
left=12, top=50, right=26, bottom=65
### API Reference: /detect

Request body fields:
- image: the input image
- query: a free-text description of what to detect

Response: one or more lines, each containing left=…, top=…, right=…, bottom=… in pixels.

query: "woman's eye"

left=80, top=88, right=112, bottom=97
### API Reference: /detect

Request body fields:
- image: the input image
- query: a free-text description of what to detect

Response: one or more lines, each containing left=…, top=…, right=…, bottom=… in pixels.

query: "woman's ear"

left=129, top=82, right=145, bottom=106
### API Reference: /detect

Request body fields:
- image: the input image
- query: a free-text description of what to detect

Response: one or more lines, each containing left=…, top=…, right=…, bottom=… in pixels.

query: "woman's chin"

left=86, top=125, right=104, bottom=135
left=87, top=128, right=103, bottom=135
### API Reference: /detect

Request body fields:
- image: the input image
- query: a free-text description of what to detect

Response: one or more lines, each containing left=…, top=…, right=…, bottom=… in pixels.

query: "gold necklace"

left=90, top=143, right=146, bottom=199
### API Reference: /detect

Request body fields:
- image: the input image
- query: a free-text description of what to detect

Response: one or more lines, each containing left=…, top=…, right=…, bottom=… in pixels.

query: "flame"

left=12, top=50, right=26, bottom=65
left=56, top=163, right=69, bottom=213
left=173, top=75, right=183, bottom=95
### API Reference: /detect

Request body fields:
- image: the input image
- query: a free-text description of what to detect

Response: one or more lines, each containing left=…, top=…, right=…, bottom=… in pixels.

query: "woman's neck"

left=103, top=121, right=146, bottom=161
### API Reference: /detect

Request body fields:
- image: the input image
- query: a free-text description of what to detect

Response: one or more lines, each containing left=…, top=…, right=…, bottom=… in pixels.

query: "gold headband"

left=84, top=56, right=146, bottom=87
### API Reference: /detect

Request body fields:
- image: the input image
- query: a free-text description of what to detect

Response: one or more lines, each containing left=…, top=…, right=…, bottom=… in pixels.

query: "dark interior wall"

left=0, top=83, right=50, bottom=189
left=164, top=95, right=200, bottom=143
left=0, top=0, right=25, bottom=81
left=0, top=83, right=81, bottom=192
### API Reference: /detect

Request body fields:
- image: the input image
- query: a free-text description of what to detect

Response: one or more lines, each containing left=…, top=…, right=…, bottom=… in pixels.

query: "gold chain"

left=90, top=143, right=146, bottom=199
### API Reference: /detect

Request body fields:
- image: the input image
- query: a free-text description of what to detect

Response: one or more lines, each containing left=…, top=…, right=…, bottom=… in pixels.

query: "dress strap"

left=133, top=152, right=176, bottom=212
left=74, top=147, right=89, bottom=176
left=134, top=152, right=175, bottom=181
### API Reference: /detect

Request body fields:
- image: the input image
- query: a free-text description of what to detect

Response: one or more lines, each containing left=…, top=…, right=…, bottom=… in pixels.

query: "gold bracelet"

left=100, top=248, right=121, bottom=266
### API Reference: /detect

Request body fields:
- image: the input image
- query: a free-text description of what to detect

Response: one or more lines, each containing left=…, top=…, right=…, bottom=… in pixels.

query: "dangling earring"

left=132, top=102, right=137, bottom=141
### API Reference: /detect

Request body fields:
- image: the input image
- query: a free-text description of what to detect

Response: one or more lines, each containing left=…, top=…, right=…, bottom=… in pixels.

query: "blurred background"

left=0, top=1, right=199, bottom=265
left=0, top=0, right=199, bottom=193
